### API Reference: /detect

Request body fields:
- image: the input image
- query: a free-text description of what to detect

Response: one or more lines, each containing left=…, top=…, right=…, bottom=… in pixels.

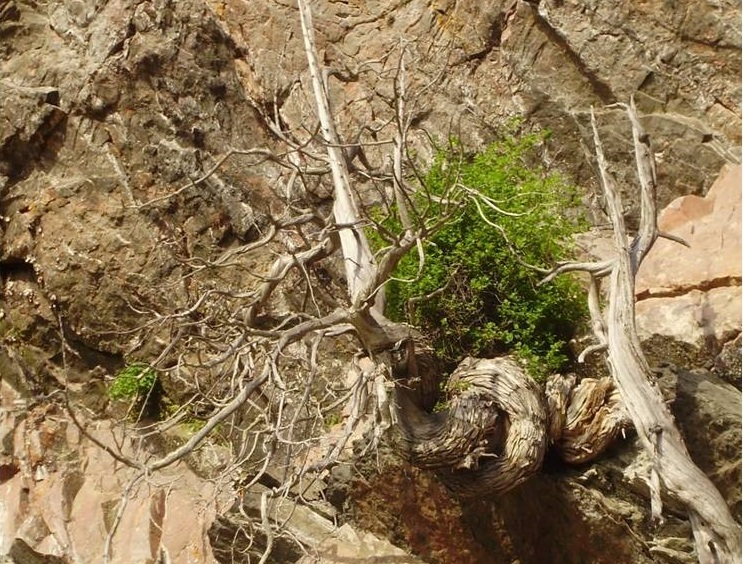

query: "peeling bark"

left=296, top=5, right=739, bottom=560
left=543, top=101, right=742, bottom=563
left=547, top=375, right=629, bottom=464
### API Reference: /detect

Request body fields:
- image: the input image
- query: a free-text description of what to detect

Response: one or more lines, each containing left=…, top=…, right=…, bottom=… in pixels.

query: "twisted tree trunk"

left=297, top=0, right=625, bottom=490
left=590, top=103, right=741, bottom=563
left=395, top=355, right=547, bottom=497
left=296, top=3, right=738, bottom=561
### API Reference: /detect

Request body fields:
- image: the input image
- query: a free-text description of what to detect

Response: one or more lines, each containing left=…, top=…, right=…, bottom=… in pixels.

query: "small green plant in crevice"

left=0, top=321, right=22, bottom=343
left=160, top=400, right=230, bottom=445
left=108, top=362, right=158, bottom=402
left=376, top=125, right=588, bottom=381
left=323, top=412, right=342, bottom=429
left=433, top=379, right=473, bottom=412
left=180, top=417, right=207, bottom=434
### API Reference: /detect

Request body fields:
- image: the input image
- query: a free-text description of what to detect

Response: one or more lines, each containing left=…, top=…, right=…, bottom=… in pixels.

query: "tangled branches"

left=60, top=3, right=738, bottom=563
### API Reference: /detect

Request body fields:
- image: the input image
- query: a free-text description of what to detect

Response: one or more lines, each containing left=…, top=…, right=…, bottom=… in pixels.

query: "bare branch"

left=297, top=0, right=378, bottom=308
left=626, top=96, right=659, bottom=273
left=588, top=104, right=740, bottom=562
left=539, top=258, right=615, bottom=285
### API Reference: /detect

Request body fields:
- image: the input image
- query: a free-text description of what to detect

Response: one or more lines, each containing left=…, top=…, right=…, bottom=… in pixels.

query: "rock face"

left=0, top=380, right=227, bottom=563
left=210, top=0, right=741, bottom=224
left=0, top=0, right=740, bottom=563
left=636, top=164, right=742, bottom=386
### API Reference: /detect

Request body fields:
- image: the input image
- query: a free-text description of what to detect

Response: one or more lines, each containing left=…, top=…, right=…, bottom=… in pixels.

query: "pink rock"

left=636, top=164, right=741, bottom=297
left=635, top=164, right=742, bottom=358
left=636, top=287, right=742, bottom=348
left=1, top=403, right=227, bottom=564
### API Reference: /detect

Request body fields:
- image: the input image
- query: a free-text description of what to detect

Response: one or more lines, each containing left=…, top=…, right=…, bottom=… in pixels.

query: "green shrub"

left=108, top=363, right=158, bottom=401
left=382, top=128, right=587, bottom=380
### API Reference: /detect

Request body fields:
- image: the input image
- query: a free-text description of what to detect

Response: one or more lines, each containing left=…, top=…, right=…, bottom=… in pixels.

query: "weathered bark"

left=550, top=102, right=741, bottom=563
left=397, top=356, right=548, bottom=498
left=296, top=0, right=377, bottom=309
left=390, top=345, right=627, bottom=496
left=546, top=374, right=630, bottom=464
left=295, top=0, right=631, bottom=501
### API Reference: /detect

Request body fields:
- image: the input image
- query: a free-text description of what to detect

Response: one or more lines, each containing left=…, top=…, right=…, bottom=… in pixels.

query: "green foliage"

left=180, top=417, right=207, bottom=434
left=108, top=363, right=158, bottom=402
left=323, top=412, right=342, bottom=429
left=160, top=401, right=229, bottom=444
left=433, top=379, right=473, bottom=412
left=0, top=321, right=21, bottom=342
left=383, top=127, right=587, bottom=381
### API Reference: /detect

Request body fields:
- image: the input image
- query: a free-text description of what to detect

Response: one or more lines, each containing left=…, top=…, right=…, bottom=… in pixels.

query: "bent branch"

left=545, top=100, right=741, bottom=563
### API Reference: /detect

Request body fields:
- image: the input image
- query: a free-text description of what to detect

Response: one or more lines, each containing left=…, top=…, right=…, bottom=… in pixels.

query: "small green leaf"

left=109, top=363, right=158, bottom=401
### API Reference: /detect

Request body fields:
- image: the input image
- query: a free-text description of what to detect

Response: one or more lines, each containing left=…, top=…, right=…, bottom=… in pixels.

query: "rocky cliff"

left=1, top=0, right=740, bottom=562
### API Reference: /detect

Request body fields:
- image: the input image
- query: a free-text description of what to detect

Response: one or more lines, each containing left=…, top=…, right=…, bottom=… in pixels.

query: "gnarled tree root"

left=546, top=374, right=630, bottom=464
left=391, top=353, right=630, bottom=498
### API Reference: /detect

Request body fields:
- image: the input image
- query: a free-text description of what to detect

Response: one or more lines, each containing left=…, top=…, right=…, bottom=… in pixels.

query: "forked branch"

left=545, top=100, right=741, bottom=563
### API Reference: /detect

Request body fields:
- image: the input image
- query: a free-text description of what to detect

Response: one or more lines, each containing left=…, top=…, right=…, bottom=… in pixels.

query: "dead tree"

left=293, top=0, right=632, bottom=498
left=72, top=2, right=738, bottom=562
left=543, top=103, right=741, bottom=563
